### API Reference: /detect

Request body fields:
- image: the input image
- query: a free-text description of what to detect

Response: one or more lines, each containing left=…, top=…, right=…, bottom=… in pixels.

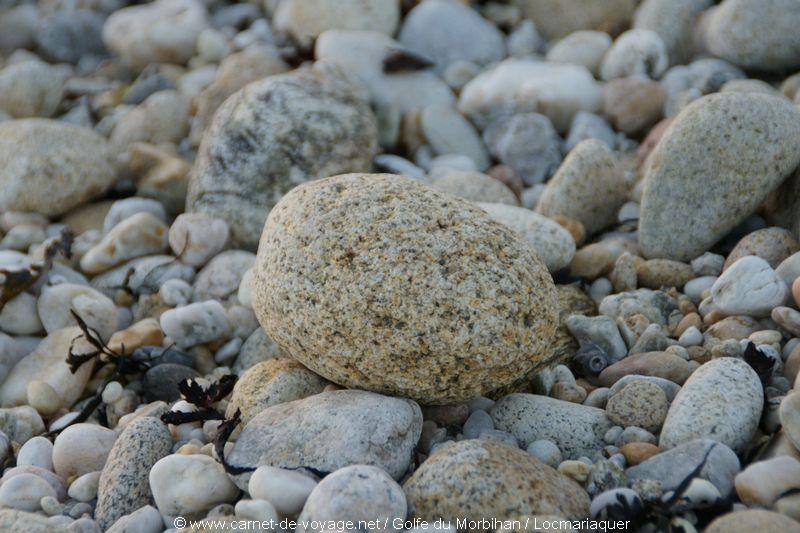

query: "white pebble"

left=0, top=472, right=56, bottom=511
left=68, top=471, right=101, bottom=502
left=248, top=465, right=318, bottom=516
left=159, top=300, right=232, bottom=348
left=16, top=436, right=53, bottom=471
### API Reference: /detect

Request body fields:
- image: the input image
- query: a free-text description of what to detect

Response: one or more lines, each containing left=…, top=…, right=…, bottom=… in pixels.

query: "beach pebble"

left=0, top=293, right=41, bottom=336
left=706, top=0, right=800, bottom=72
left=0, top=473, right=56, bottom=511
left=52, top=423, right=117, bottom=480
left=639, top=93, right=800, bottom=261
left=143, top=364, right=200, bottom=402
left=603, top=78, right=666, bottom=136
left=95, top=416, right=172, bottom=530
left=660, top=357, right=763, bottom=453
left=458, top=59, right=602, bottom=133
left=68, top=472, right=101, bottom=503
left=297, top=465, right=405, bottom=533
left=405, top=440, right=589, bottom=523
left=248, top=466, right=317, bottom=517
left=779, top=391, right=800, bottom=451
left=526, top=440, right=562, bottom=468
left=227, top=390, right=421, bottom=486
left=85, top=212, right=169, bottom=273
left=599, top=351, right=693, bottom=386
left=600, top=29, right=669, bottom=80
left=37, top=283, right=118, bottom=340
left=168, top=213, right=229, bottom=268
left=399, top=0, right=504, bottom=72
left=538, top=139, right=627, bottom=236
left=491, top=394, right=612, bottom=459
left=724, top=227, right=799, bottom=270
left=225, top=359, right=328, bottom=424
left=515, top=0, right=637, bottom=41
left=710, top=256, right=788, bottom=317
left=634, top=0, right=713, bottom=65
left=606, top=381, right=668, bottom=432
left=159, top=300, right=231, bottom=348
left=187, top=67, right=377, bottom=249
left=192, top=250, right=255, bottom=302
left=0, top=60, right=68, bottom=119
left=0, top=119, right=116, bottom=217
left=705, top=509, right=800, bottom=533
left=546, top=31, right=611, bottom=76
left=432, top=171, right=518, bottom=206
left=483, top=113, right=561, bottom=186
left=103, top=0, right=209, bottom=70
left=734, top=456, right=800, bottom=507
left=565, top=315, right=627, bottom=363
left=150, top=454, right=239, bottom=517
left=476, top=202, right=575, bottom=272
left=251, top=174, right=557, bottom=404
left=279, top=0, right=398, bottom=49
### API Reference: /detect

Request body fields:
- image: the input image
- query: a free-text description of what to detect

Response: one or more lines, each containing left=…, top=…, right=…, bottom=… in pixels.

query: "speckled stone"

left=706, top=0, right=800, bottom=72
left=404, top=440, right=589, bottom=523
left=225, top=359, right=328, bottom=424
left=490, top=393, right=612, bottom=459
left=95, top=416, right=172, bottom=530
left=187, top=67, right=378, bottom=250
left=537, top=139, right=628, bottom=236
left=660, top=357, right=763, bottom=453
left=476, top=202, right=575, bottom=272
left=298, top=465, right=406, bottom=533
left=605, top=381, right=668, bottom=432
left=639, top=93, right=800, bottom=261
left=227, top=390, right=421, bottom=487
left=0, top=119, right=115, bottom=217
left=705, top=509, right=800, bottom=533
left=251, top=174, right=558, bottom=404
left=723, top=227, right=800, bottom=271
left=432, top=171, right=518, bottom=206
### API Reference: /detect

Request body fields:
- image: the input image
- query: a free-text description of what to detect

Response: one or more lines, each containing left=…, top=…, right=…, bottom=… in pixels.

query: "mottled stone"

left=187, top=67, right=378, bottom=249
left=640, top=93, right=800, bottom=260
left=227, top=390, right=421, bottom=486
left=95, top=416, right=172, bottom=530
left=491, top=394, right=612, bottom=459
left=723, top=227, right=799, bottom=271
left=660, top=357, right=762, bottom=453
left=251, top=174, right=558, bottom=404
left=605, top=381, right=668, bottom=432
left=433, top=171, right=518, bottom=206
left=404, top=440, right=589, bottom=524
left=537, top=139, right=627, bottom=236
left=0, top=119, right=115, bottom=217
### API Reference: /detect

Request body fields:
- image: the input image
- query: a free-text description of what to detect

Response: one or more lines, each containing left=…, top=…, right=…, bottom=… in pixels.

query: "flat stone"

left=599, top=352, right=694, bottom=386
left=734, top=456, right=800, bottom=507
left=490, top=393, right=612, bottom=459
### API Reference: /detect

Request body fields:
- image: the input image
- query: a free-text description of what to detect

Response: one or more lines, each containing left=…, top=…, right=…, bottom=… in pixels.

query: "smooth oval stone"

left=516, top=0, right=638, bottom=41
left=660, top=357, right=763, bottom=453
left=251, top=173, right=558, bottom=404
left=0, top=119, right=115, bottom=217
left=639, top=93, right=800, bottom=261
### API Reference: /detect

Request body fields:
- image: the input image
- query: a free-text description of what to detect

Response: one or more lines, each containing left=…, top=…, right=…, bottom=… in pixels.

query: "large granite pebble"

left=490, top=394, right=612, bottom=459
left=0, top=119, right=115, bottom=217
left=706, top=0, right=800, bottom=72
left=95, top=416, right=172, bottom=530
left=227, top=390, right=421, bottom=487
left=251, top=174, right=558, bottom=404
left=626, top=439, right=740, bottom=497
left=458, top=59, right=602, bottom=132
left=537, top=139, right=627, bottom=236
left=298, top=465, right=406, bottom=533
left=640, top=93, right=800, bottom=260
left=660, top=357, right=763, bottom=453
left=404, top=440, right=589, bottom=523
left=476, top=202, right=575, bottom=273
left=187, top=67, right=377, bottom=249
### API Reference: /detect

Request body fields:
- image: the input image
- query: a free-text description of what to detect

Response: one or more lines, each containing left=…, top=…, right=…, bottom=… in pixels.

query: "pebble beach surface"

left=1, top=0, right=800, bottom=532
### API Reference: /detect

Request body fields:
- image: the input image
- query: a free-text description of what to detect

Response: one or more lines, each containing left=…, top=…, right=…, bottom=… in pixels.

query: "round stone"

left=605, top=381, right=669, bottom=432
left=251, top=173, right=558, bottom=404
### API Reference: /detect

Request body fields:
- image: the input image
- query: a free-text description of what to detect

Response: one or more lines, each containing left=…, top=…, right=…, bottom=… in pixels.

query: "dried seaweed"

left=743, top=341, right=775, bottom=385
left=383, top=49, right=434, bottom=73
left=0, top=228, right=73, bottom=310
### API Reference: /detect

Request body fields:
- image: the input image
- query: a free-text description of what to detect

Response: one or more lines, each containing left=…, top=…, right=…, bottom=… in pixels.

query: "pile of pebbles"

left=1, top=0, right=800, bottom=531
